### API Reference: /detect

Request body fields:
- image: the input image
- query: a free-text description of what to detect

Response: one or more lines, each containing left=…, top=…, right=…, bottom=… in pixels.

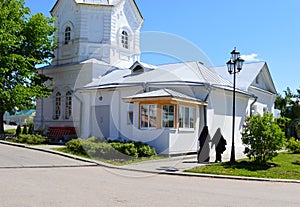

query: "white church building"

left=35, top=0, right=277, bottom=160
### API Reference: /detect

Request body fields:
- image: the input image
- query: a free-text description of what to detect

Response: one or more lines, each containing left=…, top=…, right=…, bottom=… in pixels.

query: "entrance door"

left=94, top=105, right=110, bottom=138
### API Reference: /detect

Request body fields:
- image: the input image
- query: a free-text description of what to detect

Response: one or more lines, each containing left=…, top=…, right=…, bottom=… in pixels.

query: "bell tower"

left=50, top=0, right=143, bottom=66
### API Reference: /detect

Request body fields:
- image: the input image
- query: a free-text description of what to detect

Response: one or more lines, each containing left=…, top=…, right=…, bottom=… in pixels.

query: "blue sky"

left=25, top=0, right=300, bottom=95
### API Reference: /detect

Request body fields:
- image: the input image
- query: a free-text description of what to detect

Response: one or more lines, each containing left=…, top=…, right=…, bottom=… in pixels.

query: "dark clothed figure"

left=197, top=126, right=210, bottom=163
left=212, top=128, right=227, bottom=162
left=215, top=136, right=227, bottom=162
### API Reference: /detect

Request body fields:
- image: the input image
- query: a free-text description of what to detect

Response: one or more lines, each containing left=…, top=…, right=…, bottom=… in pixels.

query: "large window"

left=65, top=91, right=72, bottom=119
left=54, top=92, right=61, bottom=120
left=162, top=105, right=174, bottom=128
left=121, top=30, right=129, bottom=49
left=140, top=104, right=157, bottom=128
left=179, top=106, right=194, bottom=128
left=65, top=27, right=71, bottom=44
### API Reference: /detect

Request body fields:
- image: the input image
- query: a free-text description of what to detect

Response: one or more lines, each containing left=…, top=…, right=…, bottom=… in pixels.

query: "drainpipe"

left=250, top=96, right=258, bottom=116
left=73, top=91, right=83, bottom=137
left=203, top=85, right=212, bottom=127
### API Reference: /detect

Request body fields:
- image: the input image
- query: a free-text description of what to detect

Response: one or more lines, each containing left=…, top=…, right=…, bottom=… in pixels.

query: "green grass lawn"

left=186, top=153, right=300, bottom=180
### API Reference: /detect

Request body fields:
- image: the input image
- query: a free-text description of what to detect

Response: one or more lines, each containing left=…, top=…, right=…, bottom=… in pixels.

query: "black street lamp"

left=226, top=47, right=244, bottom=163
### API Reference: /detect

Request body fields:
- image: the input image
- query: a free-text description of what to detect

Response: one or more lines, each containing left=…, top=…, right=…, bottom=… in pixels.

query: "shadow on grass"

left=292, top=160, right=300, bottom=166
left=221, top=161, right=278, bottom=171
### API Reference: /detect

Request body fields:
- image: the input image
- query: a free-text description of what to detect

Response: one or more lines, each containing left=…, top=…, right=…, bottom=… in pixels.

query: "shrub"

left=28, top=123, right=34, bottom=135
left=65, top=138, right=157, bottom=160
left=134, top=142, right=157, bottom=157
left=14, top=134, right=46, bottom=145
left=86, top=136, right=106, bottom=143
left=16, top=125, right=21, bottom=136
left=286, top=137, right=300, bottom=153
left=83, top=141, right=118, bottom=159
left=22, top=125, right=28, bottom=134
left=241, top=113, right=286, bottom=164
left=4, top=129, right=16, bottom=135
left=110, top=142, right=138, bottom=158
left=66, top=139, right=86, bottom=155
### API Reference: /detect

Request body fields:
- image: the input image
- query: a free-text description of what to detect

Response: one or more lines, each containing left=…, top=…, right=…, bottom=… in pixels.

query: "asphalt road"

left=0, top=144, right=300, bottom=207
left=0, top=143, right=93, bottom=168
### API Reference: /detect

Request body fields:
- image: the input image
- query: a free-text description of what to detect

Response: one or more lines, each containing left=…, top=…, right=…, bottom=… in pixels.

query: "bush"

left=22, top=125, right=28, bottom=134
left=286, top=137, right=300, bottom=153
left=110, top=142, right=138, bottom=158
left=16, top=125, right=21, bottom=136
left=81, top=140, right=116, bottom=159
left=241, top=113, right=286, bottom=164
left=65, top=138, right=157, bottom=159
left=28, top=123, right=34, bottom=135
left=134, top=142, right=157, bottom=157
left=66, top=139, right=86, bottom=155
left=4, top=129, right=16, bottom=135
left=14, top=134, right=46, bottom=145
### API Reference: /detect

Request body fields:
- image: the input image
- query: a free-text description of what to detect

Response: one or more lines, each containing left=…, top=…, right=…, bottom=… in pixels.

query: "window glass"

left=189, top=107, right=194, bottom=128
left=179, top=105, right=195, bottom=129
left=65, top=27, right=71, bottom=44
left=140, top=104, right=157, bottom=128
left=65, top=91, right=72, bottom=119
left=162, top=105, right=174, bottom=128
left=54, top=92, right=61, bottom=120
left=121, top=31, right=128, bottom=49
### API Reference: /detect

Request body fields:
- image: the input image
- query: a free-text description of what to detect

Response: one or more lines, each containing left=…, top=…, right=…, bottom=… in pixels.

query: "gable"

left=250, top=64, right=277, bottom=94
left=213, top=62, right=276, bottom=94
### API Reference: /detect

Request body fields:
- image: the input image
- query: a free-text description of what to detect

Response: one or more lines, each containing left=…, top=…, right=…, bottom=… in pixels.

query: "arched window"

left=121, top=30, right=129, bottom=49
left=65, top=27, right=71, bottom=44
left=54, top=92, right=61, bottom=120
left=65, top=91, right=72, bottom=119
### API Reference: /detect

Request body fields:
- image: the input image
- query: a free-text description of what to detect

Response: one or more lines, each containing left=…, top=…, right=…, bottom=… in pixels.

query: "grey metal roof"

left=80, top=60, right=255, bottom=98
left=123, top=88, right=206, bottom=103
left=213, top=61, right=276, bottom=94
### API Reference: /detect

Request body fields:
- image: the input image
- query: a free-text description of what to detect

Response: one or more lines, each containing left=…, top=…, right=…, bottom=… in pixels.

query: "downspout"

left=73, top=90, right=83, bottom=137
left=250, top=96, right=258, bottom=116
left=203, top=85, right=212, bottom=127
left=41, top=68, right=44, bottom=129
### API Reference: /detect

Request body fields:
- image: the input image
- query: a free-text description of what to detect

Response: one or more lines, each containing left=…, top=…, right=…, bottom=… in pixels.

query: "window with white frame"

left=140, top=104, right=157, bottom=128
left=162, top=105, right=174, bottom=128
left=65, top=91, right=72, bottom=119
left=54, top=92, right=61, bottom=120
left=65, top=27, right=71, bottom=44
left=179, top=106, right=195, bottom=128
left=121, top=30, right=129, bottom=49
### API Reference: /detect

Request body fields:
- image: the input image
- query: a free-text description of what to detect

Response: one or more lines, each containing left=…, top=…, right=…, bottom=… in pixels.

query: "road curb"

left=1, top=140, right=299, bottom=184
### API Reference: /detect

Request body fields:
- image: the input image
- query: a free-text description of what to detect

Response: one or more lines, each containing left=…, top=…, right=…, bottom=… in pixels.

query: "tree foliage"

left=241, top=113, right=286, bottom=164
left=0, top=0, right=56, bottom=133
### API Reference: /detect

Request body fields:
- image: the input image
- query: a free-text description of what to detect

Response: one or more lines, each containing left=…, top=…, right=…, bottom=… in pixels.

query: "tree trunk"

left=0, top=111, right=4, bottom=134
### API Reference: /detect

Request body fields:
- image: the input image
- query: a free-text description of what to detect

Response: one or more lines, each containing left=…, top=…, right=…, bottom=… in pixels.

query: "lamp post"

left=226, top=47, right=244, bottom=163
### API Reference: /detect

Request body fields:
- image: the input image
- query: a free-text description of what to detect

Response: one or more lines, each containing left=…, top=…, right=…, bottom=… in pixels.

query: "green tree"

left=241, top=113, right=286, bottom=165
left=0, top=0, right=56, bottom=133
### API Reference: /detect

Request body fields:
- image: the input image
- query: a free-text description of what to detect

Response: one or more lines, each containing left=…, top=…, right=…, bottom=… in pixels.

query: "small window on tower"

left=65, top=27, right=71, bottom=44
left=121, top=30, right=129, bottom=49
